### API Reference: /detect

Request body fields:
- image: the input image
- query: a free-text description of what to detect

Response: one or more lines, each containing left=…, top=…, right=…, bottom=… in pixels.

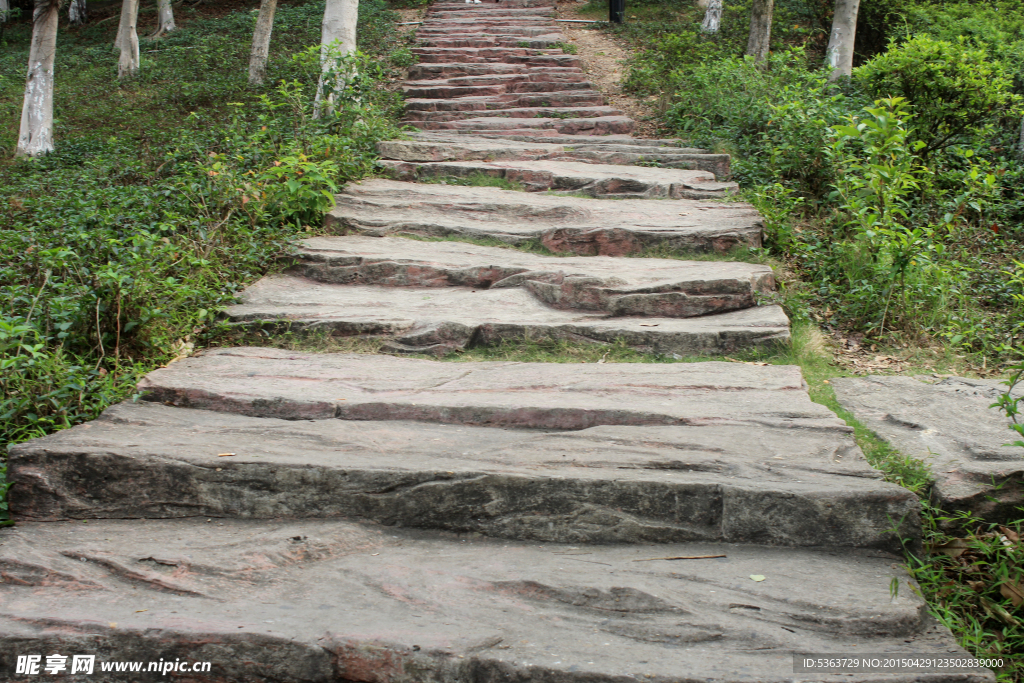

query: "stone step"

left=404, top=79, right=595, bottom=99
left=404, top=91, right=607, bottom=112
left=225, top=270, right=788, bottom=354
left=406, top=106, right=625, bottom=122
left=284, top=236, right=774, bottom=317
left=420, top=35, right=564, bottom=49
left=328, top=179, right=761, bottom=254
left=413, top=131, right=685, bottom=146
left=418, top=26, right=556, bottom=35
left=407, top=63, right=582, bottom=78
left=2, top=518, right=985, bottom=683
left=9, top=348, right=914, bottom=549
left=412, top=49, right=579, bottom=67
left=380, top=136, right=730, bottom=178
left=405, top=73, right=589, bottom=87
left=380, top=158, right=736, bottom=198
left=833, top=375, right=1024, bottom=522
left=408, top=115, right=636, bottom=135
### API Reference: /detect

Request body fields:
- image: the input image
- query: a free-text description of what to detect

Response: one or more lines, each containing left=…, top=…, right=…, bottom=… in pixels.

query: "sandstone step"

left=9, top=372, right=917, bottom=548
left=407, top=63, right=583, bottom=78
left=406, top=72, right=589, bottom=87
left=380, top=158, right=736, bottom=198
left=2, top=518, right=986, bottom=683
left=405, top=80, right=595, bottom=100
left=285, top=236, right=774, bottom=318
left=420, top=35, right=564, bottom=49
left=9, top=347, right=913, bottom=545
left=224, top=271, right=788, bottom=355
left=833, top=375, right=1024, bottom=523
left=328, top=179, right=761, bottom=254
left=412, top=49, right=579, bottom=68
left=406, top=106, right=625, bottom=122
left=404, top=92, right=607, bottom=112
left=380, top=136, right=730, bottom=178
left=411, top=115, right=635, bottom=135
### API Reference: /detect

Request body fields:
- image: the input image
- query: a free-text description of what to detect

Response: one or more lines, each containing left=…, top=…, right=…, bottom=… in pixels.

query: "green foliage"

left=991, top=352, right=1024, bottom=449
left=855, top=36, right=1021, bottom=155
left=665, top=49, right=862, bottom=196
left=0, top=1, right=410, bottom=515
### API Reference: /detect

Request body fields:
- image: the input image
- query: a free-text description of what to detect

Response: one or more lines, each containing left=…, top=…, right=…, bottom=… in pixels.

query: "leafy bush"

left=664, top=49, right=864, bottom=196
left=855, top=36, right=1021, bottom=155
left=0, top=1, right=409, bottom=477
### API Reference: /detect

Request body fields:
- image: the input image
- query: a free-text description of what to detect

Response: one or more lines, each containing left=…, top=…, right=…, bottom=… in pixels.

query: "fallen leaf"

left=1000, top=580, right=1024, bottom=607
left=135, top=609, right=148, bottom=613
left=217, top=453, right=236, bottom=457
left=1000, top=526, right=1020, bottom=544
left=749, top=575, right=766, bottom=582
left=926, top=538, right=970, bottom=558
left=639, top=323, right=659, bottom=327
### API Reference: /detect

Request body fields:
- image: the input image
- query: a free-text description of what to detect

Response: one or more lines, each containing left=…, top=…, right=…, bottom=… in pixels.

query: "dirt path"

left=554, top=0, right=661, bottom=138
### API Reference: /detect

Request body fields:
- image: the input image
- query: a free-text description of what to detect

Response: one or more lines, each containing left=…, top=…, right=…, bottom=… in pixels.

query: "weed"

left=420, top=173, right=524, bottom=191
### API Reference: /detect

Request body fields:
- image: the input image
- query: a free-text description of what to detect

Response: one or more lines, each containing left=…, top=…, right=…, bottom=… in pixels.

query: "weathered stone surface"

left=225, top=276, right=789, bottom=355
left=286, top=236, right=774, bottom=318
left=133, top=347, right=816, bottom=425
left=0, top=519, right=984, bottom=683
left=8, top=399, right=920, bottom=549
left=833, top=375, right=1024, bottom=521
left=378, top=137, right=731, bottom=178
left=380, top=159, right=736, bottom=198
left=329, top=179, right=762, bottom=254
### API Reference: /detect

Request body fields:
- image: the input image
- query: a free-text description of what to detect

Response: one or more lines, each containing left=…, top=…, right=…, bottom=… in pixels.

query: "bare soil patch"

left=554, top=0, right=661, bottom=138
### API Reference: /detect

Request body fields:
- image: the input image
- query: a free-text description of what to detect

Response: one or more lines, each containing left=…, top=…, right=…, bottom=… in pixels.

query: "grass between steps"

left=217, top=320, right=1023, bottom=679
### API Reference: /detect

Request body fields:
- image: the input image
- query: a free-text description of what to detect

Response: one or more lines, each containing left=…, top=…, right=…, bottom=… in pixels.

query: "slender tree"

left=150, top=0, right=176, bottom=38
left=17, top=0, right=62, bottom=157
left=1, top=0, right=11, bottom=23
left=69, top=0, right=86, bottom=25
left=313, top=0, right=358, bottom=118
left=700, top=0, right=722, bottom=34
left=116, top=0, right=140, bottom=79
left=825, top=0, right=860, bottom=80
left=248, top=0, right=278, bottom=85
left=745, top=0, right=773, bottom=64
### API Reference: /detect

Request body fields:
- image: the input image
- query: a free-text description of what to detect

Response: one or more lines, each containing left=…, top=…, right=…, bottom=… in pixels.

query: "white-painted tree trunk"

left=313, top=0, right=358, bottom=118
left=248, top=0, right=278, bottom=85
left=17, top=0, right=61, bottom=158
left=1, top=0, right=13, bottom=23
left=116, top=0, right=140, bottom=79
left=150, top=0, right=176, bottom=38
left=69, top=0, right=86, bottom=25
left=825, top=0, right=860, bottom=80
left=700, top=0, right=722, bottom=34
left=745, top=0, right=773, bottom=64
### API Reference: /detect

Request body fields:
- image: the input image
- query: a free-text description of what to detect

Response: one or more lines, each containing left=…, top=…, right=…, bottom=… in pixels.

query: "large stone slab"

left=9, top=398, right=919, bottom=549
left=225, top=275, right=788, bottom=355
left=134, top=348, right=820, bottom=426
left=0, top=519, right=985, bottom=683
left=328, top=179, right=762, bottom=255
left=286, top=236, right=774, bottom=318
left=378, top=137, right=731, bottom=178
left=408, top=115, right=636, bottom=136
left=379, top=158, right=735, bottom=198
left=833, top=375, right=1024, bottom=521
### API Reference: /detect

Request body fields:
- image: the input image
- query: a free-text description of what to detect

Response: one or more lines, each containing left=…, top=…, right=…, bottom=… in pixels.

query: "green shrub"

left=855, top=36, right=1021, bottom=155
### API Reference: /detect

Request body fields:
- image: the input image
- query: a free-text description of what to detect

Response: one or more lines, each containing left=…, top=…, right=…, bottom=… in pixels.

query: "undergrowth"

left=0, top=0, right=414, bottom=524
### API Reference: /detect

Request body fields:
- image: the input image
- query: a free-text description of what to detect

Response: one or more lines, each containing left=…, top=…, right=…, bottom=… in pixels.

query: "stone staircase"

left=0, top=2, right=992, bottom=681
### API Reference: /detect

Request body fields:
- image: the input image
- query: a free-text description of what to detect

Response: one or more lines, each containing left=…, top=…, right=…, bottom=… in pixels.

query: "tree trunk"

left=1, top=0, right=12, bottom=23
left=69, top=0, right=86, bottom=25
left=248, top=0, right=278, bottom=85
left=700, top=0, right=722, bottom=34
left=150, top=0, right=176, bottom=38
left=116, top=0, right=140, bottom=79
left=313, top=0, right=359, bottom=118
left=825, top=0, right=860, bottom=80
left=745, top=0, right=773, bottom=64
left=17, top=0, right=61, bottom=157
